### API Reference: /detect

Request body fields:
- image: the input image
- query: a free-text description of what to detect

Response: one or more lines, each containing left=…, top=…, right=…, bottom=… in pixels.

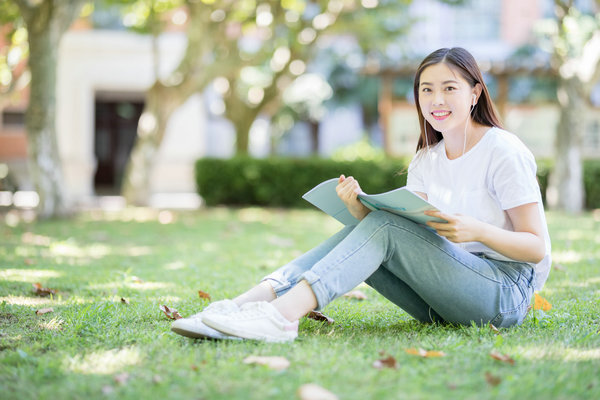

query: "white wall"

left=56, top=30, right=206, bottom=202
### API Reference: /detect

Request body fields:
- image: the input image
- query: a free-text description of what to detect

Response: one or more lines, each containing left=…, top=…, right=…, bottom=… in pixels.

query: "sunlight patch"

left=555, top=280, right=592, bottom=289
left=551, top=250, right=582, bottom=264
left=64, top=346, right=143, bottom=374
left=88, top=281, right=176, bottom=291
left=200, top=242, right=217, bottom=252
left=125, top=246, right=152, bottom=257
left=517, top=346, right=600, bottom=361
left=156, top=295, right=182, bottom=304
left=21, top=232, right=52, bottom=246
left=50, top=242, right=112, bottom=259
left=0, top=295, right=63, bottom=306
left=563, top=348, right=600, bottom=361
left=39, top=317, right=64, bottom=331
left=0, top=268, right=62, bottom=282
left=164, top=261, right=187, bottom=270
left=238, top=207, right=273, bottom=223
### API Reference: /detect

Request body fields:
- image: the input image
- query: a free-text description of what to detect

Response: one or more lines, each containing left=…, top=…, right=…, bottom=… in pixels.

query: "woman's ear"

left=474, top=83, right=483, bottom=101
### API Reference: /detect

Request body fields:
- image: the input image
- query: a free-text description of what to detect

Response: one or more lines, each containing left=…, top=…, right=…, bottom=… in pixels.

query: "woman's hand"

left=425, top=204, right=545, bottom=263
left=424, top=210, right=483, bottom=243
left=336, top=175, right=371, bottom=221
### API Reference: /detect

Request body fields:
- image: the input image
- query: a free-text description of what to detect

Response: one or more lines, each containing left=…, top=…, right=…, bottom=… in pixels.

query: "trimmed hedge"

left=584, top=160, right=600, bottom=209
left=196, top=157, right=410, bottom=208
left=195, top=157, right=600, bottom=209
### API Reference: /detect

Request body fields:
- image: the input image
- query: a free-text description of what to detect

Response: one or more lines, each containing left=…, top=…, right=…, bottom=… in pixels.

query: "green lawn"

left=0, top=207, right=599, bottom=400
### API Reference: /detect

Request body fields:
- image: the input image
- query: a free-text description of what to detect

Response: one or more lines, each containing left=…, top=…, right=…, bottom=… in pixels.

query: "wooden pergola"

left=364, top=61, right=556, bottom=156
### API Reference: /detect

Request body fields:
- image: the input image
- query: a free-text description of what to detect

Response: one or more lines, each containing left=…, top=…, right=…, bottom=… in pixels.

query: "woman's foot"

left=171, top=299, right=242, bottom=340
left=202, top=301, right=299, bottom=343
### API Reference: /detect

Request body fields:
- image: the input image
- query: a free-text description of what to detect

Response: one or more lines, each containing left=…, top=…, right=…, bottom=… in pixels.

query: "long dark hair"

left=413, top=47, right=503, bottom=152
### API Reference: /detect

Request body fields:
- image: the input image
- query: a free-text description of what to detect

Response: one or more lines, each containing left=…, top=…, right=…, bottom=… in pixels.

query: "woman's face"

left=418, top=62, right=478, bottom=135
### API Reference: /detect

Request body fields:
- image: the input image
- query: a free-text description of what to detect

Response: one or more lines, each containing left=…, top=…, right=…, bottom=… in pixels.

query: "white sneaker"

left=171, top=299, right=242, bottom=340
left=202, top=301, right=299, bottom=343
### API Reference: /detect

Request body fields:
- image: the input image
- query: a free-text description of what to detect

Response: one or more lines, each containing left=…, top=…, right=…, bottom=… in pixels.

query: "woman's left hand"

left=424, top=210, right=483, bottom=243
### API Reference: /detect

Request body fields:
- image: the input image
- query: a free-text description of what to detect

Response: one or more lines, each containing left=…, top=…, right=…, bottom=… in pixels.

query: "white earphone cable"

left=463, top=96, right=476, bottom=157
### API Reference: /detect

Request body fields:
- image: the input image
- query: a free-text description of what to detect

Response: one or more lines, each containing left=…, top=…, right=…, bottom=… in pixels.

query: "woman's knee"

left=361, top=210, right=391, bottom=225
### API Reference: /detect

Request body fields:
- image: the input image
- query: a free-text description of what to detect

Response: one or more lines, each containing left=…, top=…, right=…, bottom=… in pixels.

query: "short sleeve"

left=491, top=150, right=541, bottom=210
left=406, top=151, right=427, bottom=193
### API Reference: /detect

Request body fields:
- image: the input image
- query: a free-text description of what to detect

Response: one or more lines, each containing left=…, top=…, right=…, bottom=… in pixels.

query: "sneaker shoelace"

left=190, top=300, right=236, bottom=319
left=234, top=302, right=279, bottom=322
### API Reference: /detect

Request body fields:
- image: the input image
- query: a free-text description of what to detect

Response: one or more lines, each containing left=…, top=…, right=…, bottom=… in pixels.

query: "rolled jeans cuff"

left=299, top=270, right=329, bottom=311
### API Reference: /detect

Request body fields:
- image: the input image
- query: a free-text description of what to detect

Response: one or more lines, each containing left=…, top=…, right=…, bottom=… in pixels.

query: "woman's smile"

left=432, top=110, right=451, bottom=120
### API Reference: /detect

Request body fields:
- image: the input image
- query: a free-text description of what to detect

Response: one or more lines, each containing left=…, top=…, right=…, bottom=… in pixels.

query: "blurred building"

left=1, top=0, right=599, bottom=207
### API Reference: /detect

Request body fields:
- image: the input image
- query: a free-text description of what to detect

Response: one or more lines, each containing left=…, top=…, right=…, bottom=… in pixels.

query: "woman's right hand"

left=336, top=175, right=371, bottom=221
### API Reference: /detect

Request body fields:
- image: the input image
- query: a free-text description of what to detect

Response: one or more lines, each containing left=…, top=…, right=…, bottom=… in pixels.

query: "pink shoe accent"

left=284, top=320, right=299, bottom=331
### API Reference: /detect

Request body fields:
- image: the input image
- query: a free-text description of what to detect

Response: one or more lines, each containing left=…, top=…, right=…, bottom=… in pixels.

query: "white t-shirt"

left=406, top=127, right=552, bottom=290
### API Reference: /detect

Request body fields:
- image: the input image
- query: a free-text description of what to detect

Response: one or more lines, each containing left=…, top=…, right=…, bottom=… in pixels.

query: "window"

left=1, top=110, right=25, bottom=129
left=451, top=0, right=500, bottom=42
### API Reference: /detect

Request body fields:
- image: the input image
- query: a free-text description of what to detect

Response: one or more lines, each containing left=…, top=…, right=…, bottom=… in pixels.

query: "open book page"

left=301, top=178, right=359, bottom=225
left=302, top=178, right=445, bottom=225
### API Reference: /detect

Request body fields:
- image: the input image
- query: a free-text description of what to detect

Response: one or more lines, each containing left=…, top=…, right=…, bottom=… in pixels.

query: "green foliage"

left=331, top=136, right=386, bottom=162
left=196, top=157, right=600, bottom=209
left=195, top=156, right=409, bottom=207
left=0, top=0, right=28, bottom=99
left=583, top=159, right=600, bottom=209
left=537, top=159, right=600, bottom=209
left=536, top=159, right=553, bottom=206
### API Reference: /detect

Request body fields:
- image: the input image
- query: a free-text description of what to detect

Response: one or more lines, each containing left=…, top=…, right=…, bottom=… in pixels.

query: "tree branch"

left=581, top=30, right=600, bottom=98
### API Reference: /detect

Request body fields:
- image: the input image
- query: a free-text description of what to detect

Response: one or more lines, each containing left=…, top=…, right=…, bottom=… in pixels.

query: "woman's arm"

left=424, top=202, right=546, bottom=263
left=336, top=175, right=371, bottom=221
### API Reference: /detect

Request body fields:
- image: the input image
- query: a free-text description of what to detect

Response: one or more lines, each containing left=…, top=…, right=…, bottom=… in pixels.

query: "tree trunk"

left=120, top=1, right=242, bottom=205
left=309, top=120, right=319, bottom=155
left=18, top=0, right=84, bottom=218
left=121, top=83, right=183, bottom=205
left=225, top=90, right=262, bottom=156
left=235, top=120, right=251, bottom=156
left=547, top=77, right=585, bottom=212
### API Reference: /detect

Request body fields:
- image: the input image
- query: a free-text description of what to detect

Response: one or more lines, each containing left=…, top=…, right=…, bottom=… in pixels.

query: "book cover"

left=302, top=178, right=445, bottom=225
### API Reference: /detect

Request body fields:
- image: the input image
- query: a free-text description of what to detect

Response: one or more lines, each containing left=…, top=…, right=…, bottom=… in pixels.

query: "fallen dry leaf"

left=485, top=371, right=502, bottom=386
left=553, top=263, right=566, bottom=272
left=243, top=355, right=290, bottom=371
left=297, top=383, right=339, bottom=400
left=198, top=290, right=211, bottom=300
left=405, top=348, right=446, bottom=358
left=113, top=372, right=129, bottom=385
left=120, top=297, right=129, bottom=305
left=343, top=290, right=367, bottom=300
left=489, top=323, right=501, bottom=335
left=534, top=293, right=552, bottom=311
left=307, top=311, right=334, bottom=324
left=32, top=282, right=57, bottom=297
left=35, top=307, right=54, bottom=315
left=372, top=354, right=397, bottom=370
left=159, top=305, right=182, bottom=320
left=489, top=350, right=515, bottom=365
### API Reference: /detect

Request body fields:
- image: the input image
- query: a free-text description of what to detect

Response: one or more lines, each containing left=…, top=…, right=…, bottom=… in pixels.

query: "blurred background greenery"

left=0, top=0, right=599, bottom=218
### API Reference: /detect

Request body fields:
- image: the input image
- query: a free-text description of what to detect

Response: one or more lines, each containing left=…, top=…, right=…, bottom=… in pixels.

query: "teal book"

left=302, top=178, right=445, bottom=225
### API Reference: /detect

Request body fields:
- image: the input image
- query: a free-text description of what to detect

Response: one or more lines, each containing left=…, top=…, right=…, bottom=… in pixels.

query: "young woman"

left=172, top=47, right=552, bottom=343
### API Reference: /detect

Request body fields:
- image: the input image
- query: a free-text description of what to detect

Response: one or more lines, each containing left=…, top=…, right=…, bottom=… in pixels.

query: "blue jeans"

left=262, top=210, right=535, bottom=328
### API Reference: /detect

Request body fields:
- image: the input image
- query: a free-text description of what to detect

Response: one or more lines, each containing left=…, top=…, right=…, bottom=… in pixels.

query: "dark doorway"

left=94, top=97, right=144, bottom=194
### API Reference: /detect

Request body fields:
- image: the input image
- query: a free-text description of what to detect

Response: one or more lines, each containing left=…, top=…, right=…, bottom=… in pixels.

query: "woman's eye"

left=445, top=87, right=456, bottom=91
left=421, top=88, right=431, bottom=93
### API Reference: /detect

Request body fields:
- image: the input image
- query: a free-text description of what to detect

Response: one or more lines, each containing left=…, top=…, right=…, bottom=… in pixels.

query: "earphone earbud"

left=472, top=94, right=477, bottom=106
